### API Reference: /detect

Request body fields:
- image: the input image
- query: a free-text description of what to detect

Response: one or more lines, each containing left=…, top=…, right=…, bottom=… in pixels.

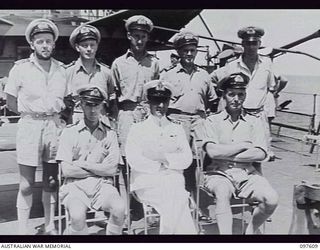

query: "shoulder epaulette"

left=212, top=110, right=223, bottom=115
left=246, top=112, right=259, bottom=118
left=14, top=58, right=30, bottom=65
left=63, top=61, right=76, bottom=69
left=100, top=117, right=115, bottom=130
left=206, top=110, right=222, bottom=120
left=57, top=60, right=65, bottom=67
left=165, top=64, right=178, bottom=72
left=97, top=61, right=110, bottom=69
left=167, top=116, right=181, bottom=125
left=66, top=120, right=80, bottom=128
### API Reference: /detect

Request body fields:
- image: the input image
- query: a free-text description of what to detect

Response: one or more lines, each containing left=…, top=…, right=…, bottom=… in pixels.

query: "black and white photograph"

left=0, top=9, right=319, bottom=241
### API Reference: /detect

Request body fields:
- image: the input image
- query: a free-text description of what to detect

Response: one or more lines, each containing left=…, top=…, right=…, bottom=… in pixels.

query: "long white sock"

left=17, top=208, right=31, bottom=235
left=69, top=225, right=89, bottom=235
left=42, top=191, right=56, bottom=232
left=16, top=191, right=32, bottom=235
left=106, top=223, right=122, bottom=235
left=216, top=212, right=233, bottom=234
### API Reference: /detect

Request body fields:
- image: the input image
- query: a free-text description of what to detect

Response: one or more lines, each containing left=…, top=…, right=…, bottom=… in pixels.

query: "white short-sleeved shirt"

left=56, top=119, right=120, bottom=176
left=211, top=56, right=276, bottom=109
left=66, top=58, right=116, bottom=101
left=4, top=53, right=67, bottom=113
left=161, top=64, right=217, bottom=113
left=111, top=50, right=160, bottom=103
left=202, top=109, right=268, bottom=171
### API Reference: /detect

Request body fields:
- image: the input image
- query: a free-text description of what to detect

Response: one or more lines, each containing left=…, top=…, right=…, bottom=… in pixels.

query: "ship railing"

left=271, top=92, right=319, bottom=153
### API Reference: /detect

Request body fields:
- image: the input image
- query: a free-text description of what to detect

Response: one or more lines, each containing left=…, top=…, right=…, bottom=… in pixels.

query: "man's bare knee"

left=264, top=189, right=279, bottom=214
left=107, top=199, right=125, bottom=219
left=68, top=208, right=86, bottom=230
left=19, top=181, right=33, bottom=196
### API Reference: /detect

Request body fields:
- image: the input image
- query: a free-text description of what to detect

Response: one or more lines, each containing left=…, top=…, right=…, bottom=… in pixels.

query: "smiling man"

left=4, top=19, right=67, bottom=234
left=65, top=24, right=116, bottom=126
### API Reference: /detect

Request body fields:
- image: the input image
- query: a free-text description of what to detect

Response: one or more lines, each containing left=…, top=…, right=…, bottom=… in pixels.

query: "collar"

left=75, top=57, right=100, bottom=73
left=147, top=114, right=171, bottom=127
left=237, top=55, right=263, bottom=68
left=125, top=49, right=150, bottom=59
left=176, top=63, right=199, bottom=73
left=29, top=53, right=61, bottom=71
left=76, top=119, right=107, bottom=133
left=221, top=109, right=247, bottom=122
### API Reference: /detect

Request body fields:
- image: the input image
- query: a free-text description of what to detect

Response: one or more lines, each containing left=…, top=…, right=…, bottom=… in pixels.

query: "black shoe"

left=199, top=215, right=215, bottom=225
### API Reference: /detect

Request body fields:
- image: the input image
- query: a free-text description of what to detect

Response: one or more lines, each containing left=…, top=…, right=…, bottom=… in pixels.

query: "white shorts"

left=16, top=115, right=65, bottom=166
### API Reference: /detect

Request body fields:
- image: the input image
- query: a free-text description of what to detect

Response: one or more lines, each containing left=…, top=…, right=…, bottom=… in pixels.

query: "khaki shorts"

left=16, top=115, right=65, bottom=166
left=204, top=168, right=272, bottom=199
left=60, top=177, right=118, bottom=211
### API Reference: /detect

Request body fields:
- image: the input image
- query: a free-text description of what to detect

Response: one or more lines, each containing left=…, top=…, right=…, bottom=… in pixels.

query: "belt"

left=118, top=101, right=139, bottom=111
left=167, top=108, right=205, bottom=117
left=21, top=112, right=57, bottom=119
left=244, top=106, right=264, bottom=114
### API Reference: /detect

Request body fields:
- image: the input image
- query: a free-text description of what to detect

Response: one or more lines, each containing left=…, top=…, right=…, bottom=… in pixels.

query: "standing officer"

left=160, top=31, right=217, bottom=209
left=201, top=73, right=278, bottom=234
left=111, top=15, right=159, bottom=161
left=56, top=85, right=125, bottom=235
left=125, top=80, right=196, bottom=234
left=211, top=26, right=277, bottom=160
left=4, top=19, right=67, bottom=234
left=111, top=16, right=159, bottom=222
left=65, top=24, right=117, bottom=125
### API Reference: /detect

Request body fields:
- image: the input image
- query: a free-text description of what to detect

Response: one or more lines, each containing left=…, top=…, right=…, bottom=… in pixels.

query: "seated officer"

left=125, top=80, right=197, bottom=234
left=201, top=73, right=278, bottom=234
left=56, top=86, right=125, bottom=235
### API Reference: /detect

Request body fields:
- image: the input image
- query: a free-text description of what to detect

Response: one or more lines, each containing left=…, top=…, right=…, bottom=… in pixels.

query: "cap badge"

left=37, top=23, right=50, bottom=30
left=156, top=81, right=165, bottom=91
left=247, top=28, right=255, bottom=35
left=234, top=75, right=244, bottom=82
left=79, top=26, right=90, bottom=34
left=137, top=17, right=147, bottom=25
left=184, top=34, right=194, bottom=40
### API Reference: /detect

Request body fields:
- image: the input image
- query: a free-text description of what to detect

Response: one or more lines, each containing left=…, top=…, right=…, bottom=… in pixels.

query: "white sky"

left=157, top=9, right=320, bottom=76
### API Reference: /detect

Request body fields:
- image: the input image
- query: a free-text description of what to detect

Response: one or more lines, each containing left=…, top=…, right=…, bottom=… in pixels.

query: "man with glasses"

left=125, top=80, right=196, bottom=234
left=211, top=26, right=277, bottom=161
left=4, top=19, right=67, bottom=234
left=64, top=24, right=117, bottom=126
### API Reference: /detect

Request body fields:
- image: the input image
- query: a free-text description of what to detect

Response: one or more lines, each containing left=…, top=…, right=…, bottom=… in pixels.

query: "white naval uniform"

left=125, top=115, right=196, bottom=234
